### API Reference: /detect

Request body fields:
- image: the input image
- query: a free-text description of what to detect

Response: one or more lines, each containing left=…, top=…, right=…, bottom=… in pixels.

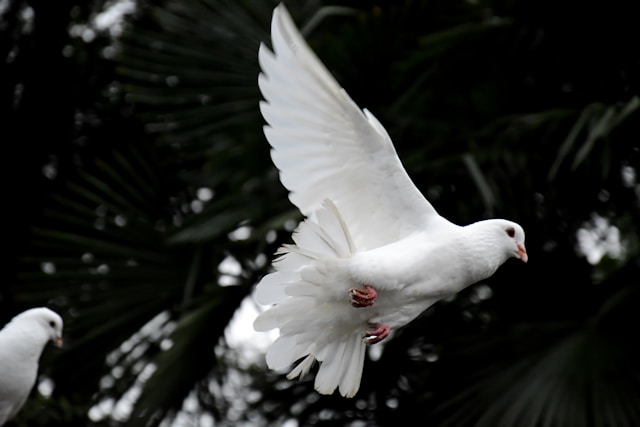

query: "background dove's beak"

left=55, top=336, right=63, bottom=348
left=517, top=243, right=528, bottom=263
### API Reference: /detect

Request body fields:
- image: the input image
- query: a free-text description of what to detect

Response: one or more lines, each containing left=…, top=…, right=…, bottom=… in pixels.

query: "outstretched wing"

left=259, top=4, right=445, bottom=250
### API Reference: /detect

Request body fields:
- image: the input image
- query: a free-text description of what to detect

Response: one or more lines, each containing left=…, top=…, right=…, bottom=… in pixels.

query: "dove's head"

left=470, top=219, right=527, bottom=265
left=493, top=219, right=527, bottom=263
left=16, top=307, right=64, bottom=348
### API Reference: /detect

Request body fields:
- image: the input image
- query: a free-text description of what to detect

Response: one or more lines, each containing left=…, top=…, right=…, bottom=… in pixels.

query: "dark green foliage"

left=2, top=0, right=639, bottom=426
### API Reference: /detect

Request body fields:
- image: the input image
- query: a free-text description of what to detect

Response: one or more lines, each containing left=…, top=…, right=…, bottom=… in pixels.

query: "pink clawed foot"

left=364, top=322, right=390, bottom=344
left=349, top=284, right=378, bottom=308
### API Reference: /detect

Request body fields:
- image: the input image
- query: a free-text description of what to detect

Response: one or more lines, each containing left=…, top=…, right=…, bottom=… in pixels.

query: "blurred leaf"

left=548, top=105, right=596, bottom=180
left=462, top=153, right=497, bottom=214
left=126, top=285, right=246, bottom=425
left=549, top=98, right=640, bottom=180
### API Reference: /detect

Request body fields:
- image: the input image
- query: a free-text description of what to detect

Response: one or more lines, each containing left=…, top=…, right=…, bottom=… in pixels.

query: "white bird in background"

left=0, top=307, right=63, bottom=425
left=253, top=4, right=528, bottom=398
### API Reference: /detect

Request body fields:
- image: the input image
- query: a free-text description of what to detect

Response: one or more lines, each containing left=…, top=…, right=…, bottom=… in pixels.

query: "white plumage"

left=0, top=307, right=63, bottom=425
left=254, top=4, right=528, bottom=398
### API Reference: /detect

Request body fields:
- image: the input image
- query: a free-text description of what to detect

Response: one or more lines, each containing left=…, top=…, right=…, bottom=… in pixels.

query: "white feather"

left=254, top=271, right=293, bottom=305
left=287, top=354, right=316, bottom=380
left=339, top=336, right=366, bottom=398
left=266, top=335, right=297, bottom=370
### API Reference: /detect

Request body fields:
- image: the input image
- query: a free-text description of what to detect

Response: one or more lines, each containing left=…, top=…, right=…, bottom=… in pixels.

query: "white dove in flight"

left=0, top=307, right=63, bottom=425
left=253, top=4, right=527, bottom=398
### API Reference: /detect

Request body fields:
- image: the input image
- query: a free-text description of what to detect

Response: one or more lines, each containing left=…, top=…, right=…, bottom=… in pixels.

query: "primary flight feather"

left=254, top=4, right=527, bottom=398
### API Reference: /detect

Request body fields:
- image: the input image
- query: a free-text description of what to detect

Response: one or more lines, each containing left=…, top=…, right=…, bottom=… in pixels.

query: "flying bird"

left=253, top=4, right=527, bottom=398
left=0, top=307, right=63, bottom=425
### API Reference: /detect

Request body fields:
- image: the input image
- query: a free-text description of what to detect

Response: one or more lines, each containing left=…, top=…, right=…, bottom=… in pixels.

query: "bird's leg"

left=349, top=284, right=377, bottom=307
left=364, top=322, right=390, bottom=344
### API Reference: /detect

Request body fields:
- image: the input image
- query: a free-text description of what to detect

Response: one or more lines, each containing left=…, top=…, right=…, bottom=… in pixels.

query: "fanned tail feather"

left=253, top=200, right=366, bottom=397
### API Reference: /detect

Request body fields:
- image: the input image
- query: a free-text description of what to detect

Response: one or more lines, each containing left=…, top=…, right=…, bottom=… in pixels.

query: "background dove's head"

left=15, top=307, right=64, bottom=348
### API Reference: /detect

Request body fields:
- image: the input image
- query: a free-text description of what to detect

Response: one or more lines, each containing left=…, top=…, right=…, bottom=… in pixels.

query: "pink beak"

left=517, top=243, right=528, bottom=263
left=54, top=336, right=63, bottom=348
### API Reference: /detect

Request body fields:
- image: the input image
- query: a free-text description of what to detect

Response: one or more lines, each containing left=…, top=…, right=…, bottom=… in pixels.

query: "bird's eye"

left=506, top=227, right=515, bottom=238
left=49, top=320, right=56, bottom=328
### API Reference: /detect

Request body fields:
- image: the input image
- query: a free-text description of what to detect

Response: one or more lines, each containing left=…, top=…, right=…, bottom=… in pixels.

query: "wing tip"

left=270, top=2, right=303, bottom=58
left=272, top=2, right=292, bottom=29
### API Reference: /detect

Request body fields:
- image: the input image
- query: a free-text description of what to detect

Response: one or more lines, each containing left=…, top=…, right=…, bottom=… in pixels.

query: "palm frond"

left=126, top=285, right=246, bottom=425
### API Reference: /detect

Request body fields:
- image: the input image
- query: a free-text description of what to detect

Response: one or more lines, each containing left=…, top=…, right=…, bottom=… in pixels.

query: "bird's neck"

left=460, top=222, right=507, bottom=281
left=1, top=322, right=50, bottom=362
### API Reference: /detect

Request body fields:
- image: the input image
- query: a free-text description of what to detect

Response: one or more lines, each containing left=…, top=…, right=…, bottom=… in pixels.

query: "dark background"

left=2, top=0, right=639, bottom=425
